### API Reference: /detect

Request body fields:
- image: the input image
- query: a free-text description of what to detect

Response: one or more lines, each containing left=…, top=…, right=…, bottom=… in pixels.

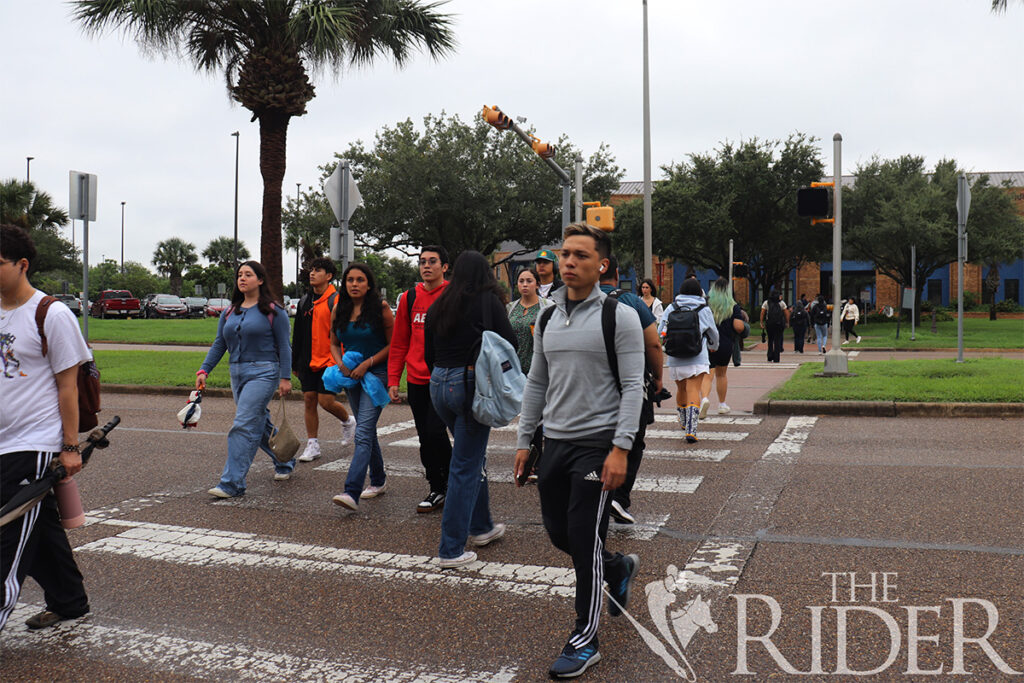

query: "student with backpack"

left=660, top=278, right=719, bottom=443
left=701, top=277, right=746, bottom=414
left=292, top=257, right=356, bottom=462
left=789, top=298, right=809, bottom=354
left=809, top=293, right=831, bottom=354
left=1, top=225, right=92, bottom=631
left=388, top=246, right=453, bottom=514
left=424, top=251, right=515, bottom=568
left=759, top=288, right=789, bottom=363
left=197, top=261, right=294, bottom=498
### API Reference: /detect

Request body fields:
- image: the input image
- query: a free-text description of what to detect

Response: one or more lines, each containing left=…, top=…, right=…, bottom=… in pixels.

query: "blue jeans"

left=343, top=366, right=387, bottom=502
left=220, top=361, right=294, bottom=496
left=430, top=366, right=494, bottom=559
left=814, top=323, right=829, bottom=353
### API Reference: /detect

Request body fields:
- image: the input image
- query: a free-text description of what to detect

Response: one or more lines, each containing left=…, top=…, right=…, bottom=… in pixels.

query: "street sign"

left=957, top=174, right=971, bottom=226
left=69, top=171, right=97, bottom=221
left=325, top=162, right=362, bottom=224
left=901, top=287, right=915, bottom=310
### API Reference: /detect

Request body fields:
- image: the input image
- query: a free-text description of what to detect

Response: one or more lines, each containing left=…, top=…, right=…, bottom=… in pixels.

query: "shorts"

left=668, top=363, right=709, bottom=381
left=295, top=366, right=334, bottom=394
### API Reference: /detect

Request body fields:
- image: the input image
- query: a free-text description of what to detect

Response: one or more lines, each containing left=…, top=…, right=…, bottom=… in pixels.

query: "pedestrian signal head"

left=584, top=203, right=614, bottom=232
left=797, top=187, right=831, bottom=218
left=482, top=105, right=511, bottom=130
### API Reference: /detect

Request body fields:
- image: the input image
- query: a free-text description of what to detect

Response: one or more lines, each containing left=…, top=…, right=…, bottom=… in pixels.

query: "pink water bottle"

left=55, top=478, right=85, bottom=529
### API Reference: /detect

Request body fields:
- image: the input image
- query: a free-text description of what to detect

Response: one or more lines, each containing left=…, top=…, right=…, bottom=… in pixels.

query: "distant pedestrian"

left=789, top=298, right=809, bottom=354
left=425, top=251, right=515, bottom=568
left=639, top=278, right=664, bottom=320
left=732, top=307, right=750, bottom=367
left=809, top=293, right=831, bottom=354
left=759, top=288, right=788, bottom=363
left=292, top=257, right=356, bottom=463
left=330, top=263, right=394, bottom=511
left=660, top=278, right=718, bottom=443
left=840, top=297, right=861, bottom=344
left=535, top=249, right=563, bottom=300
left=388, top=246, right=453, bottom=514
left=197, top=260, right=294, bottom=498
left=700, top=277, right=745, bottom=414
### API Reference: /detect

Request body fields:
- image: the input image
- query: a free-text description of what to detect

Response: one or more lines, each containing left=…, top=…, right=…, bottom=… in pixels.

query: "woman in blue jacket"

left=196, top=261, right=293, bottom=498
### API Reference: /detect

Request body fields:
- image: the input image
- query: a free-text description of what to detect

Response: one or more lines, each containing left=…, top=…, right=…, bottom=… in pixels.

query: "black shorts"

left=295, top=366, right=333, bottom=394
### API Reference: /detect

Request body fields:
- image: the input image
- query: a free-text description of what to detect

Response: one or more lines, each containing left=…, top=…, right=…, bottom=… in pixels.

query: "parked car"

left=90, top=290, right=141, bottom=318
left=285, top=296, right=298, bottom=317
left=144, top=294, right=189, bottom=319
left=54, top=294, right=82, bottom=316
left=182, top=296, right=208, bottom=318
left=204, top=298, right=231, bottom=317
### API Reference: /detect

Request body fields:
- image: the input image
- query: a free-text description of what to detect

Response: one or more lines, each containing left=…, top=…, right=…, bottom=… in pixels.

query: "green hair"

left=707, top=279, right=734, bottom=325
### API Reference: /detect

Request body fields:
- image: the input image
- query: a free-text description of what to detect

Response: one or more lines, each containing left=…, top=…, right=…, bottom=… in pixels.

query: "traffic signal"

left=532, top=139, right=556, bottom=159
left=482, top=105, right=511, bottom=130
left=732, top=262, right=749, bottom=278
left=797, top=187, right=831, bottom=218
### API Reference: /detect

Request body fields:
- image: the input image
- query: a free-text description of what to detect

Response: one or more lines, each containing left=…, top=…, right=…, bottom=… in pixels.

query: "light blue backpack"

left=471, top=297, right=525, bottom=427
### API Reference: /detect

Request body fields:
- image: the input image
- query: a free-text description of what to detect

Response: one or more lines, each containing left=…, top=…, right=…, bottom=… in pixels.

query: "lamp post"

left=232, top=131, right=240, bottom=270
left=641, top=0, right=653, bottom=281
left=26, top=156, right=33, bottom=182
left=295, top=182, right=301, bottom=291
left=120, top=201, right=126, bottom=274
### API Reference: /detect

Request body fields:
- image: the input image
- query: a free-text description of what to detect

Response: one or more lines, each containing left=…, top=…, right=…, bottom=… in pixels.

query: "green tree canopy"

left=73, top=0, right=455, bottom=302
left=0, top=178, right=78, bottom=278
left=153, top=238, right=199, bottom=296
left=202, top=236, right=250, bottom=270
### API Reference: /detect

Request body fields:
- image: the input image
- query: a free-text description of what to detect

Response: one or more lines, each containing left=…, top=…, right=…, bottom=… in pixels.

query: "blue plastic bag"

left=322, top=351, right=391, bottom=408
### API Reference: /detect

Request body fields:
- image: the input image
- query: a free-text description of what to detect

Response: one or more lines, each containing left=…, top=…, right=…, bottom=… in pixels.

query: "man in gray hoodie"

left=514, top=222, right=645, bottom=679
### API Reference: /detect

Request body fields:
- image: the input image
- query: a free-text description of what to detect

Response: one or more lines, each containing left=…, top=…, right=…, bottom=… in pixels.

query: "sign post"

left=325, top=161, right=362, bottom=272
left=70, top=171, right=97, bottom=341
left=910, top=244, right=916, bottom=341
left=956, top=174, right=971, bottom=363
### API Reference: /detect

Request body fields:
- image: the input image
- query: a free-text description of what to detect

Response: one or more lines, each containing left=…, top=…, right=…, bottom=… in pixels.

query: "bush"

left=995, top=299, right=1023, bottom=313
left=952, top=290, right=981, bottom=310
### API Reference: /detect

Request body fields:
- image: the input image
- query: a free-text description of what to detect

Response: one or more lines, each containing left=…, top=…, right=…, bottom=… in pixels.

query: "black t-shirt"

left=424, top=292, right=517, bottom=369
left=565, top=297, right=584, bottom=318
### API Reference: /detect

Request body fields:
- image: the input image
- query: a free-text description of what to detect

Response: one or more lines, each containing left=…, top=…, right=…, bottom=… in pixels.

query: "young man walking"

left=388, top=246, right=452, bottom=513
left=1, top=225, right=91, bottom=631
left=515, top=223, right=644, bottom=679
left=598, top=256, right=663, bottom=526
left=534, top=249, right=563, bottom=299
left=292, top=257, right=356, bottom=461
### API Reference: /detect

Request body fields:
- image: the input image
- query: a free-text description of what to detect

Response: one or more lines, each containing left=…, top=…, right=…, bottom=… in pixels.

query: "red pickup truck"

left=90, top=290, right=141, bottom=318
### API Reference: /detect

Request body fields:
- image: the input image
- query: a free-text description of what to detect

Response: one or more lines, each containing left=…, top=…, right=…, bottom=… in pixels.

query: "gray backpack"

left=471, top=296, right=525, bottom=427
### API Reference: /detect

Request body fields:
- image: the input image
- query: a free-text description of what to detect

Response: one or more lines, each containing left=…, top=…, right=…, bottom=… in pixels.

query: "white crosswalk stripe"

left=654, top=415, right=761, bottom=425
left=645, top=429, right=748, bottom=441
left=382, top=438, right=730, bottom=462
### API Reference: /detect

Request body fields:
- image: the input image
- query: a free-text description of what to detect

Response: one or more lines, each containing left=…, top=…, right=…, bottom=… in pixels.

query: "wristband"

left=196, top=370, right=208, bottom=377
left=62, top=444, right=80, bottom=453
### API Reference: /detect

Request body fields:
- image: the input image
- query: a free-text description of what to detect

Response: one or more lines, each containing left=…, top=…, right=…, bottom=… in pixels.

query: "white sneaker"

left=717, top=403, right=731, bottom=414
left=842, top=339, right=849, bottom=345
left=361, top=482, right=387, bottom=498
left=439, top=551, right=477, bottom=569
left=856, top=336, right=862, bottom=343
left=273, top=472, right=291, bottom=481
left=469, top=523, right=506, bottom=547
left=207, top=487, right=231, bottom=498
left=297, top=439, right=321, bottom=462
left=341, top=416, right=357, bottom=446
left=699, top=397, right=710, bottom=419
left=332, top=493, right=358, bottom=510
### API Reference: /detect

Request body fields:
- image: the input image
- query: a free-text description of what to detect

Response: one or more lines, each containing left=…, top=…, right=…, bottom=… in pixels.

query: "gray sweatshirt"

left=517, top=284, right=645, bottom=452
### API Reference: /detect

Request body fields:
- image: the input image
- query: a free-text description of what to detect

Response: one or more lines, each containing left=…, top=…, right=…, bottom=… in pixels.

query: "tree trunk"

left=987, top=262, right=1000, bottom=321
left=258, top=111, right=290, bottom=302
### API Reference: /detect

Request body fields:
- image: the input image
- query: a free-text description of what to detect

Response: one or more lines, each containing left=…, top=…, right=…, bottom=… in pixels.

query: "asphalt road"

left=3, top=392, right=1022, bottom=682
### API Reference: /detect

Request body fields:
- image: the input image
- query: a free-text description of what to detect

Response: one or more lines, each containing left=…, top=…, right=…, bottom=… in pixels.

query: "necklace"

left=0, top=292, right=32, bottom=322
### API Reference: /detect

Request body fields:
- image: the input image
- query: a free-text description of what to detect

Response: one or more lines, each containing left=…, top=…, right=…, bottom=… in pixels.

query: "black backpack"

left=812, top=302, right=830, bottom=326
left=765, top=299, right=785, bottom=326
left=663, top=303, right=707, bottom=357
left=790, top=302, right=808, bottom=326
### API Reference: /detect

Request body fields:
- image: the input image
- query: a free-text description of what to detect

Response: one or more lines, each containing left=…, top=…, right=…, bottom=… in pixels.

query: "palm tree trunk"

left=258, top=111, right=289, bottom=301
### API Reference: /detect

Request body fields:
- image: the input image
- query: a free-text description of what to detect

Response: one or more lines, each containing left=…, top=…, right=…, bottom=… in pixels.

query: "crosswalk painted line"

left=654, top=415, right=761, bottom=425
left=382, top=438, right=730, bottom=463
left=645, top=429, right=748, bottom=441
left=3, top=603, right=516, bottom=683
left=609, top=513, right=670, bottom=541
left=313, top=459, right=703, bottom=493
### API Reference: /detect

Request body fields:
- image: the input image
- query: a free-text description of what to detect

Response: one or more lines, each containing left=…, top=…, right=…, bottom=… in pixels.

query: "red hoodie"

left=388, top=280, right=449, bottom=386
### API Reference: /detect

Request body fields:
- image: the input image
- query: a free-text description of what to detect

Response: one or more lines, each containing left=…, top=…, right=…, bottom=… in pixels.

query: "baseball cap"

left=535, top=249, right=557, bottom=262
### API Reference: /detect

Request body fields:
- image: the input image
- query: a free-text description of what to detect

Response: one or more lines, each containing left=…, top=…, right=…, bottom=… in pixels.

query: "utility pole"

left=232, top=131, right=240, bottom=270
left=120, top=201, right=126, bottom=274
left=295, top=182, right=301, bottom=292
left=642, top=0, right=653, bottom=281
left=823, top=133, right=848, bottom=376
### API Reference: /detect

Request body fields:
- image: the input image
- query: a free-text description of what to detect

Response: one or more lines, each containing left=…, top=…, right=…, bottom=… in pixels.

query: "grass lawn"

left=767, top=358, right=1024, bottom=403
left=93, top=350, right=408, bottom=393
left=845, top=317, right=1023, bottom=349
left=81, top=316, right=293, bottom=345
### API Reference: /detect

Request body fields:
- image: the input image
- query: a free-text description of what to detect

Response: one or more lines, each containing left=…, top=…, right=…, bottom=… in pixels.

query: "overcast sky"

left=2, top=1, right=1021, bottom=283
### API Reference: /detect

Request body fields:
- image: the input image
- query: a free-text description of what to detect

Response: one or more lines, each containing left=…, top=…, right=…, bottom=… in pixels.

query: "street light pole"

left=26, top=157, right=34, bottom=183
left=295, top=182, right=301, bottom=291
left=120, top=201, right=126, bottom=274
left=642, top=0, right=653, bottom=281
left=823, top=133, right=848, bottom=376
left=232, top=131, right=240, bottom=270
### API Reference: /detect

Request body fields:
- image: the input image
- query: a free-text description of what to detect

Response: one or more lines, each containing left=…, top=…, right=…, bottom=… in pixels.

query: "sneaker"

left=332, top=493, right=358, bottom=510
left=273, top=472, right=291, bottom=481
left=417, top=491, right=446, bottom=513
left=340, top=416, right=357, bottom=446
left=609, top=499, right=635, bottom=525
left=549, top=641, right=602, bottom=679
left=469, top=523, right=506, bottom=547
left=25, top=610, right=77, bottom=630
left=208, top=487, right=231, bottom=498
left=608, top=553, right=640, bottom=617
left=361, top=482, right=387, bottom=498
left=842, top=339, right=849, bottom=345
left=438, top=551, right=477, bottom=568
left=685, top=434, right=698, bottom=444
left=717, top=403, right=731, bottom=414
left=699, top=396, right=710, bottom=419
left=297, top=439, right=321, bottom=462
left=856, top=336, right=862, bottom=343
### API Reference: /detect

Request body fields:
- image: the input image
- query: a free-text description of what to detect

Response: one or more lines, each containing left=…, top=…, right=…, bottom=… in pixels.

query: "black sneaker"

left=607, top=554, right=640, bottom=617
left=608, top=499, right=635, bottom=525
left=549, top=640, right=601, bottom=679
left=417, top=491, right=446, bottom=514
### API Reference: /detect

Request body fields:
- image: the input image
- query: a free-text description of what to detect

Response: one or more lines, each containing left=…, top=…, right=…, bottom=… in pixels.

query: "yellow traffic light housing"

left=584, top=201, right=614, bottom=232
left=531, top=138, right=556, bottom=159
left=482, top=105, right=511, bottom=130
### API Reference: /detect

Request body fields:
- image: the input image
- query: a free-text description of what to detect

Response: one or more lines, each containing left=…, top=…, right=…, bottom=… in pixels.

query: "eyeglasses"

left=419, top=258, right=440, bottom=266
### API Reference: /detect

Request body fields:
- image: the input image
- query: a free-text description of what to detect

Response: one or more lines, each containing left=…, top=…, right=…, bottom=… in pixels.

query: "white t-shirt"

left=0, top=290, right=93, bottom=455
left=538, top=281, right=554, bottom=299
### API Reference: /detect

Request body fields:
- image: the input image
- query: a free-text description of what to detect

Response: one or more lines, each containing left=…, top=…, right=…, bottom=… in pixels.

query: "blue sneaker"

left=607, top=553, right=640, bottom=617
left=549, top=641, right=601, bottom=679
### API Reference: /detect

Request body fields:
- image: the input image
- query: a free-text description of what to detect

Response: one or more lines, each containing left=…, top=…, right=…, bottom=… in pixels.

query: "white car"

left=283, top=296, right=298, bottom=317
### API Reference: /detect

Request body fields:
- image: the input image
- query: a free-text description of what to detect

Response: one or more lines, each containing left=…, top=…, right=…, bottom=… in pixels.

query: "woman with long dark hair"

left=330, top=263, right=394, bottom=511
left=196, top=260, right=294, bottom=497
left=639, top=278, right=664, bottom=320
left=425, top=251, right=516, bottom=568
left=759, top=288, right=789, bottom=363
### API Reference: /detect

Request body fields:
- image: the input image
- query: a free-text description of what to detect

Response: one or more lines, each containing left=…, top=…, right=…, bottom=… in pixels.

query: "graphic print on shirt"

left=1, top=332, right=24, bottom=378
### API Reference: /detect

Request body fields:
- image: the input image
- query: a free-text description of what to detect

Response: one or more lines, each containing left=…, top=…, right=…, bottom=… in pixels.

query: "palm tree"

left=72, top=1, right=455, bottom=300
left=153, top=238, right=199, bottom=296
left=203, top=236, right=251, bottom=270
left=0, top=178, right=69, bottom=232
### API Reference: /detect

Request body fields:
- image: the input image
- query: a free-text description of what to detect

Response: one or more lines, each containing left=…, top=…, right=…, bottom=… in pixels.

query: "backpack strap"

left=35, top=295, right=57, bottom=357
left=537, top=304, right=556, bottom=336
left=403, top=286, right=417, bottom=327
left=601, top=296, right=620, bottom=392
left=327, top=291, right=338, bottom=312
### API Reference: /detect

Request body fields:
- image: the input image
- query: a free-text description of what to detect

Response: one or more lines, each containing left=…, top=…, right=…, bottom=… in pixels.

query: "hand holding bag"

left=268, top=395, right=300, bottom=463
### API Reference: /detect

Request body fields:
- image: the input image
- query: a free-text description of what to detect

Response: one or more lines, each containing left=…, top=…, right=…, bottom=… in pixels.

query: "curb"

left=753, top=399, right=1024, bottom=418
left=102, top=384, right=410, bottom=404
